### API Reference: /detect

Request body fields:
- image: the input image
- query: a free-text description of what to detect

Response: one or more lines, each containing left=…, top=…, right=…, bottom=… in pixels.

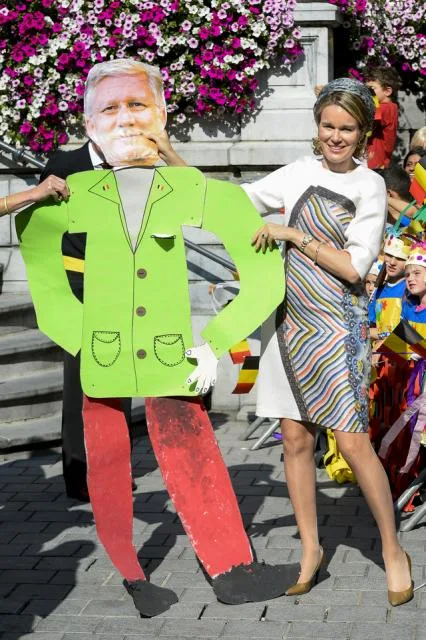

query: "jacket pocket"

left=91, top=331, right=121, bottom=367
left=154, top=334, right=185, bottom=367
left=151, top=233, right=176, bottom=251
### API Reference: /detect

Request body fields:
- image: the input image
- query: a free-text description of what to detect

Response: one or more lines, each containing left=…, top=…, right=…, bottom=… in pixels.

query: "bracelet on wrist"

left=314, top=241, right=327, bottom=265
left=2, top=195, right=9, bottom=215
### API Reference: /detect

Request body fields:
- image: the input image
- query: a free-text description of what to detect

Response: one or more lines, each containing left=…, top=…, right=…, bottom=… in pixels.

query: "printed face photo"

left=85, top=73, right=167, bottom=166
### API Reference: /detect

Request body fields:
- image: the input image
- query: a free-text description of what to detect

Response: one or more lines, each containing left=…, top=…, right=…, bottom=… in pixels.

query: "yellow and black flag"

left=232, top=356, right=259, bottom=394
left=410, top=155, right=426, bottom=225
left=410, top=155, right=426, bottom=205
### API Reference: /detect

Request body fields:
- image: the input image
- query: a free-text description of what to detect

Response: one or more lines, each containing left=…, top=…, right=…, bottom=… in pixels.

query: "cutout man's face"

left=85, top=73, right=167, bottom=167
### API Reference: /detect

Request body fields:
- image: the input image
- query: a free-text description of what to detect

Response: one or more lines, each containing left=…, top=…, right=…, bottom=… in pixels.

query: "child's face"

left=404, top=153, right=421, bottom=179
left=384, top=253, right=406, bottom=280
left=406, top=264, right=426, bottom=298
left=366, top=80, right=392, bottom=103
left=365, top=273, right=378, bottom=296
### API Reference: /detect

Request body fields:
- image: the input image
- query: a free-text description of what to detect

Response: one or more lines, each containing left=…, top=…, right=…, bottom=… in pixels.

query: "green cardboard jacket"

left=16, top=167, right=284, bottom=398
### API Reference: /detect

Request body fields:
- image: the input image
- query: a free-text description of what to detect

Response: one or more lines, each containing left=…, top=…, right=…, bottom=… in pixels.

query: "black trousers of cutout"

left=62, top=351, right=132, bottom=498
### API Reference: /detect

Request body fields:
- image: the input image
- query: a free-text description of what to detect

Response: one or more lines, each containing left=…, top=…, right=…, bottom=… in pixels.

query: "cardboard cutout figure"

left=16, top=60, right=297, bottom=617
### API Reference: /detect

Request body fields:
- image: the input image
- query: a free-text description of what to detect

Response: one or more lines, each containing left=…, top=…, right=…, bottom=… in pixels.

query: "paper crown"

left=368, top=259, right=383, bottom=276
left=406, top=241, right=426, bottom=268
left=383, top=233, right=414, bottom=260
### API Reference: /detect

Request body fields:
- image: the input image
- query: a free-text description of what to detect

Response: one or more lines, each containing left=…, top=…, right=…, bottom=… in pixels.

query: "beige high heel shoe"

left=285, top=547, right=326, bottom=596
left=388, top=552, right=414, bottom=607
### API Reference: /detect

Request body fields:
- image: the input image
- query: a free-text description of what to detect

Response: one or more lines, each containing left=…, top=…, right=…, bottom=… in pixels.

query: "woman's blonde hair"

left=410, top=127, right=426, bottom=150
left=312, top=91, right=372, bottom=159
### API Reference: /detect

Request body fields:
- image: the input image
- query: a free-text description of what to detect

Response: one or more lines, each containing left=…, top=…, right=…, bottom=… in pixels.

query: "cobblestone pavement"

left=0, top=415, right=425, bottom=640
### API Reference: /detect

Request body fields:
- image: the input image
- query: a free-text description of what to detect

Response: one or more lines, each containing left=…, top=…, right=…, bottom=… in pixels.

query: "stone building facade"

left=0, top=1, right=424, bottom=418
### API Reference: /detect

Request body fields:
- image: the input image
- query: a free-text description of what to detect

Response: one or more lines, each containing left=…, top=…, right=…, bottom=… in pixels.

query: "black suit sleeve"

left=39, top=142, right=93, bottom=183
left=39, top=153, right=67, bottom=182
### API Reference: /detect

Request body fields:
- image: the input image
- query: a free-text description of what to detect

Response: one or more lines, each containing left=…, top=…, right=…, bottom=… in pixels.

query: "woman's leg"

left=335, top=431, right=411, bottom=592
left=281, top=418, right=322, bottom=582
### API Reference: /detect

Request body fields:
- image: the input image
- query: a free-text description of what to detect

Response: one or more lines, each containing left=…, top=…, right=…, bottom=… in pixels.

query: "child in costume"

left=365, top=66, right=400, bottom=170
left=371, top=233, right=411, bottom=339
left=367, top=259, right=384, bottom=372
left=378, top=242, right=426, bottom=504
left=369, top=233, right=412, bottom=447
left=366, top=259, right=383, bottom=322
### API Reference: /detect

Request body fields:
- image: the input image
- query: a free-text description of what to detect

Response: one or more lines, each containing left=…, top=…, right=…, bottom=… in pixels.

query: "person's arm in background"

left=368, top=292, right=380, bottom=340
left=382, top=103, right=398, bottom=167
left=0, top=176, right=69, bottom=216
left=387, top=196, right=419, bottom=221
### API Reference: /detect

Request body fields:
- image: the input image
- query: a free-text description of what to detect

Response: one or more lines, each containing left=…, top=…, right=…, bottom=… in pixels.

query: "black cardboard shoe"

left=123, top=579, right=178, bottom=617
left=212, top=561, right=300, bottom=605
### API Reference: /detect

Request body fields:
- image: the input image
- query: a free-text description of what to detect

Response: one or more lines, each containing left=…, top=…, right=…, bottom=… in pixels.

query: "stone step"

left=0, top=328, right=62, bottom=376
left=0, top=293, right=36, bottom=333
left=0, top=412, right=62, bottom=449
left=0, top=367, right=63, bottom=423
left=0, top=400, right=146, bottom=450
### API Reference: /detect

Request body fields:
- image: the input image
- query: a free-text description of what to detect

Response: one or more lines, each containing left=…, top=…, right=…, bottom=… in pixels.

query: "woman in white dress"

left=244, top=78, right=413, bottom=606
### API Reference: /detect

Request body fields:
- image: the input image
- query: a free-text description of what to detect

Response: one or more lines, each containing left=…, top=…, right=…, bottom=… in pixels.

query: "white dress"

left=242, top=157, right=387, bottom=432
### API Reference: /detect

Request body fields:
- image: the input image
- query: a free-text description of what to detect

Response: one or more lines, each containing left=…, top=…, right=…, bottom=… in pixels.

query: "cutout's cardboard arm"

left=15, top=200, right=83, bottom=355
left=201, top=179, right=284, bottom=359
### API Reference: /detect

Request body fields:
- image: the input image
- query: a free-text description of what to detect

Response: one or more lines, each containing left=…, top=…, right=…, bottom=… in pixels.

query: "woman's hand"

left=252, top=223, right=296, bottom=252
left=146, top=130, right=187, bottom=166
left=31, top=176, right=69, bottom=203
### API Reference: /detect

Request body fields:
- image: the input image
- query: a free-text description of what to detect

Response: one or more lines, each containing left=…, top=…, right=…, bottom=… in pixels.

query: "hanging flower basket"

left=0, top=0, right=303, bottom=153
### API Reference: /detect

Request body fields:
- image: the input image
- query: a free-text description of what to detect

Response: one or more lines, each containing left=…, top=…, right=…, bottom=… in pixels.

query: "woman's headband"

left=315, top=77, right=376, bottom=125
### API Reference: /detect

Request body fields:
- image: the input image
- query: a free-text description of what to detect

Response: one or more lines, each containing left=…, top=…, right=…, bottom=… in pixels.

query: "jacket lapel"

left=88, top=170, right=133, bottom=250
left=86, top=168, right=201, bottom=253
left=134, top=169, right=174, bottom=250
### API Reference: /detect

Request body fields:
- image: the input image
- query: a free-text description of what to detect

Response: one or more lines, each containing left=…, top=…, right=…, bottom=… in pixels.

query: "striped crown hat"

left=406, top=241, right=426, bottom=268
left=383, top=233, right=414, bottom=260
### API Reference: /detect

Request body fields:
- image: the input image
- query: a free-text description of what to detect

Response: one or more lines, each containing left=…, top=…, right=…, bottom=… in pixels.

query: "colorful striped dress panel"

left=276, top=186, right=371, bottom=433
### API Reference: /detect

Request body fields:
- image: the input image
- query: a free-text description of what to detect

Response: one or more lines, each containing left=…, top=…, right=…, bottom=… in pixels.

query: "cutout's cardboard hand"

left=186, top=343, right=218, bottom=394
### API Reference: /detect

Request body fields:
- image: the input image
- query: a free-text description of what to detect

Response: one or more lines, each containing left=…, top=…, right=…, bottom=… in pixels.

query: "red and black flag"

left=229, top=339, right=252, bottom=364
left=378, top=320, right=426, bottom=363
